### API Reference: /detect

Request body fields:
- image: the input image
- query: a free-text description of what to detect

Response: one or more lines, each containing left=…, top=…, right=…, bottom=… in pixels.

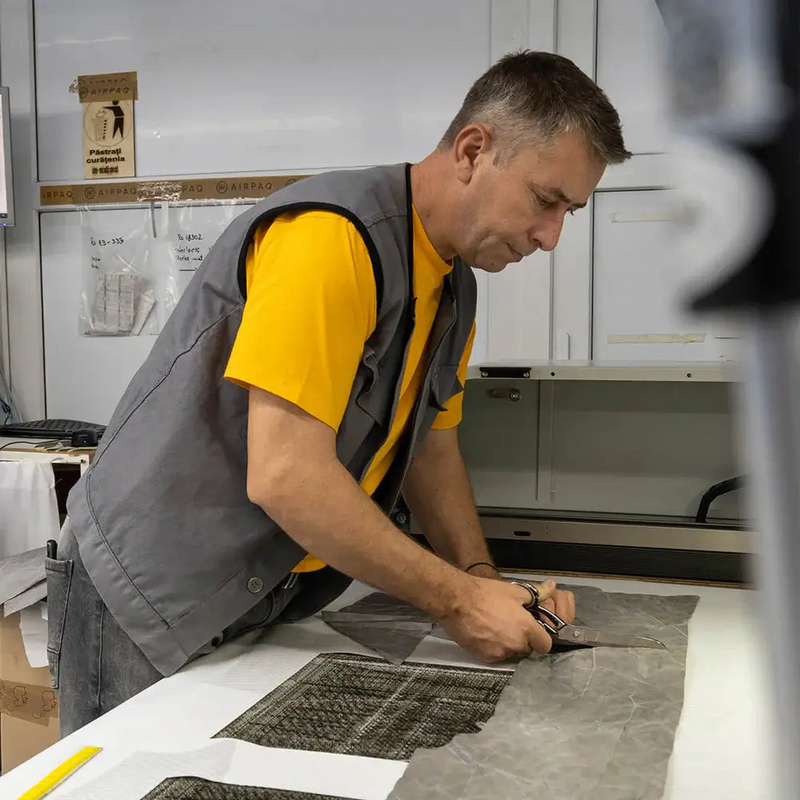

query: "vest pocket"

left=45, top=556, right=75, bottom=690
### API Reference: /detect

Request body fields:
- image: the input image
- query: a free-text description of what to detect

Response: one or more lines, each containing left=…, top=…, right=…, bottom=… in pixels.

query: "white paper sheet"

left=54, top=739, right=406, bottom=800
left=19, top=602, right=49, bottom=668
left=0, top=461, right=60, bottom=558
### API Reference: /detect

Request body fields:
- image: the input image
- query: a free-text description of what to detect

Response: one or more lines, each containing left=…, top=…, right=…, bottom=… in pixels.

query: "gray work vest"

left=67, top=163, right=477, bottom=676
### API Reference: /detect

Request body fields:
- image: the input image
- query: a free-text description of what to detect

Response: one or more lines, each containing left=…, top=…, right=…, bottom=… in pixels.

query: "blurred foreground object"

left=659, top=0, right=800, bottom=795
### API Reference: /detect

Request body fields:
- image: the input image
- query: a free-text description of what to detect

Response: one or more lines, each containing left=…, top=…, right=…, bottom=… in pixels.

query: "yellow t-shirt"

left=224, top=208, right=476, bottom=571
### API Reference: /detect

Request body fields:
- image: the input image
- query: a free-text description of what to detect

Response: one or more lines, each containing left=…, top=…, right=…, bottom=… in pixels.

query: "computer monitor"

left=0, top=87, right=14, bottom=227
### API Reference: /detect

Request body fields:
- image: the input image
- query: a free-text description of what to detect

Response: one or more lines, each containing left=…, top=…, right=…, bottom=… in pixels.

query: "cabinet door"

left=480, top=0, right=556, bottom=365
left=592, top=190, right=737, bottom=362
left=596, top=0, right=670, bottom=155
left=458, top=379, right=540, bottom=509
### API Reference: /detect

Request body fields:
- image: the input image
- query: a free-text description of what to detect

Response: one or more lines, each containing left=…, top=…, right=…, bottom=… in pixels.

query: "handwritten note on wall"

left=174, top=231, right=207, bottom=271
left=165, top=203, right=250, bottom=291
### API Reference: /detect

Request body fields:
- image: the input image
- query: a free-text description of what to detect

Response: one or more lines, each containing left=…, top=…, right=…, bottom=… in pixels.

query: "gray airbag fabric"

left=388, top=585, right=699, bottom=800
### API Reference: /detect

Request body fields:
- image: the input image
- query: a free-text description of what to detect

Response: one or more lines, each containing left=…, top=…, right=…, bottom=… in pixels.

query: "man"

left=47, top=51, right=630, bottom=735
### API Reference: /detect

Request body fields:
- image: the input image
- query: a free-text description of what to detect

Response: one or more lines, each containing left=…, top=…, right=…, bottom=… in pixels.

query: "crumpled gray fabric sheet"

left=321, top=593, right=433, bottom=663
left=3, top=579, right=47, bottom=616
left=388, top=585, right=700, bottom=800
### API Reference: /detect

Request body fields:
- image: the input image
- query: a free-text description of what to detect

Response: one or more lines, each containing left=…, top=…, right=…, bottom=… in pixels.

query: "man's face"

left=454, top=130, right=605, bottom=272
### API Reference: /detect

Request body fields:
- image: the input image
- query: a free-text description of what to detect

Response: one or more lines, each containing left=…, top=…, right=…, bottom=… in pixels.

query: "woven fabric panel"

left=214, top=653, right=511, bottom=760
left=144, top=777, right=346, bottom=800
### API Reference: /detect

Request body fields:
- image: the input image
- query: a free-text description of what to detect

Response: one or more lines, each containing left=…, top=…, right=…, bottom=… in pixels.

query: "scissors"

left=510, top=581, right=666, bottom=651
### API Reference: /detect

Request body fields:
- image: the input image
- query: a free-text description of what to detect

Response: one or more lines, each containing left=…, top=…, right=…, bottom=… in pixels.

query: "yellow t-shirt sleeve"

left=431, top=317, right=476, bottom=430
left=224, top=211, right=377, bottom=432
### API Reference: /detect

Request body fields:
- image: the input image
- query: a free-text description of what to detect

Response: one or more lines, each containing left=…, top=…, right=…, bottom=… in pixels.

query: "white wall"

left=3, top=0, right=709, bottom=423
left=8, top=0, right=500, bottom=420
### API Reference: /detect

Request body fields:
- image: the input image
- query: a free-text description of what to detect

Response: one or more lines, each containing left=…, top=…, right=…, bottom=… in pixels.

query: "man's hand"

left=536, top=582, right=576, bottom=625
left=465, top=565, right=576, bottom=623
left=436, top=577, right=567, bottom=662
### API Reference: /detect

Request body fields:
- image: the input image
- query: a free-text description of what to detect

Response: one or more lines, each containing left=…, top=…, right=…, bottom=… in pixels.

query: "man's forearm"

left=402, top=428, right=495, bottom=573
left=251, top=451, right=473, bottom=620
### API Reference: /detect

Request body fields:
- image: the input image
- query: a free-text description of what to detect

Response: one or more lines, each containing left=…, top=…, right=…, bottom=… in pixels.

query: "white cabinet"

left=592, top=191, right=736, bottom=363
left=596, top=0, right=670, bottom=155
left=483, top=0, right=703, bottom=369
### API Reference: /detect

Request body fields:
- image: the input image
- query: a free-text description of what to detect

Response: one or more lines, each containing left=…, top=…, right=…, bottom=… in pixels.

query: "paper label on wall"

left=83, top=99, right=136, bottom=179
left=75, top=71, right=138, bottom=103
left=40, top=175, right=307, bottom=206
left=606, top=333, right=706, bottom=344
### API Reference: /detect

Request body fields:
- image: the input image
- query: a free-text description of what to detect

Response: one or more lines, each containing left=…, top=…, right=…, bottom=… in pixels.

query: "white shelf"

left=467, top=360, right=738, bottom=383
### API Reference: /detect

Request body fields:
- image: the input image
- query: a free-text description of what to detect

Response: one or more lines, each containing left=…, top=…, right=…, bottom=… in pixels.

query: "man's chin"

left=473, top=260, right=510, bottom=273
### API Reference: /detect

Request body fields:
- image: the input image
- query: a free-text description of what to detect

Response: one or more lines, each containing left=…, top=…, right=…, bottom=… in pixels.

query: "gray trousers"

left=45, top=522, right=300, bottom=738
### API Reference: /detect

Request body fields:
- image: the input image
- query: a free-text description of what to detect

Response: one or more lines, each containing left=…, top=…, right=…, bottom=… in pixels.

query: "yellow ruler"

left=16, top=746, right=102, bottom=800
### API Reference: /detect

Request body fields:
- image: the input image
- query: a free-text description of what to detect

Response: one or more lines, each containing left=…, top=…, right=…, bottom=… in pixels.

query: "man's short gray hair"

left=440, top=50, right=631, bottom=165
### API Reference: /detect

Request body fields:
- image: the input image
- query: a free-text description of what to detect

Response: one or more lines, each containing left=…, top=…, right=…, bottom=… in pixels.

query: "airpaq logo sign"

left=40, top=175, right=310, bottom=206
left=75, top=72, right=139, bottom=104
left=199, top=177, right=306, bottom=200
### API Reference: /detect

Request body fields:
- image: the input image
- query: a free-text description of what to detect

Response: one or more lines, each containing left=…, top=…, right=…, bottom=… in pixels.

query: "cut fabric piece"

left=4, top=579, right=47, bottom=616
left=332, top=593, right=430, bottom=620
left=144, top=777, right=347, bottom=800
left=0, top=547, right=45, bottom=607
left=214, top=653, right=511, bottom=761
left=321, top=593, right=433, bottom=662
left=389, top=585, right=700, bottom=800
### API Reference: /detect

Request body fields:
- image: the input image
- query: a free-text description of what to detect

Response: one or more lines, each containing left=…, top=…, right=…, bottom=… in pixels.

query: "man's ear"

left=453, top=124, right=495, bottom=184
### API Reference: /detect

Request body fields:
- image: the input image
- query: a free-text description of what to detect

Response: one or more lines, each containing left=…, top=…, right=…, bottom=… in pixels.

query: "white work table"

left=0, top=574, right=777, bottom=800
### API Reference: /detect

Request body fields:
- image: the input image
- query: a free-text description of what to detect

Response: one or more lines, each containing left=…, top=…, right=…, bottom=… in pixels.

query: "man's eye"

left=534, top=193, right=556, bottom=208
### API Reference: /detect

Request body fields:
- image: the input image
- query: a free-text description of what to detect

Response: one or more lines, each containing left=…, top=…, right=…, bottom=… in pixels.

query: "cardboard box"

left=0, top=611, right=59, bottom=774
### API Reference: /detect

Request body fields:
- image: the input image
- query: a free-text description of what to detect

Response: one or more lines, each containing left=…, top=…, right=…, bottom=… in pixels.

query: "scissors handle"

left=509, top=580, right=568, bottom=635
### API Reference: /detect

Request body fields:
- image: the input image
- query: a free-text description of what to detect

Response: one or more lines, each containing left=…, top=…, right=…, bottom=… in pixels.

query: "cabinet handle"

left=488, top=388, right=521, bottom=402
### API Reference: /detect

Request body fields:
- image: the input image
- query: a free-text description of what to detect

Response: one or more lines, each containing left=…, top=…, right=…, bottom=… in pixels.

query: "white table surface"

left=0, top=574, right=778, bottom=800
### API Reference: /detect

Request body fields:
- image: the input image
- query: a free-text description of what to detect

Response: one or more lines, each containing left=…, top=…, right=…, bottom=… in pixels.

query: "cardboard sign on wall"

left=77, top=72, right=137, bottom=180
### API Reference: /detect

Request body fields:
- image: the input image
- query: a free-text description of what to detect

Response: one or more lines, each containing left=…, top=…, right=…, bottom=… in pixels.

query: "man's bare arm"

left=404, top=427, right=576, bottom=623
left=245, top=386, right=556, bottom=660
left=403, top=427, right=498, bottom=579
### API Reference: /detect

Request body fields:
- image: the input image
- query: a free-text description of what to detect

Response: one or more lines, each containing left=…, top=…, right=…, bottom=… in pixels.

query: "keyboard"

left=0, top=418, right=107, bottom=440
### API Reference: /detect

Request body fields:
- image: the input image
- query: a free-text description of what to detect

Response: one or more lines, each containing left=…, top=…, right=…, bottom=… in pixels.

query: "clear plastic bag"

left=161, top=200, right=251, bottom=296
left=79, top=205, right=181, bottom=336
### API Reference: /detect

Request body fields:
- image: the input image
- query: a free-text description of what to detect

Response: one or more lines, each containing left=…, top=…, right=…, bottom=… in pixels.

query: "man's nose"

left=531, top=214, right=565, bottom=252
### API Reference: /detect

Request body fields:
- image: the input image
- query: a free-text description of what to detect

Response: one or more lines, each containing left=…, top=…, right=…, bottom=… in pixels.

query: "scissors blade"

left=555, top=625, right=666, bottom=650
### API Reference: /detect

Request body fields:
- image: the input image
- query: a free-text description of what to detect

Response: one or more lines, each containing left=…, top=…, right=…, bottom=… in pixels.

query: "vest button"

left=247, top=577, right=264, bottom=594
